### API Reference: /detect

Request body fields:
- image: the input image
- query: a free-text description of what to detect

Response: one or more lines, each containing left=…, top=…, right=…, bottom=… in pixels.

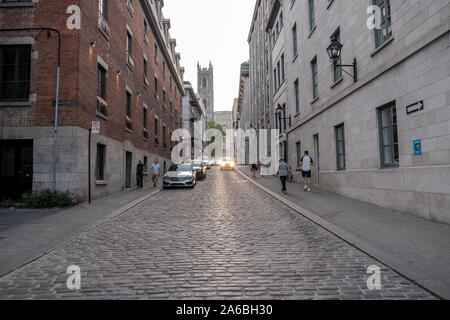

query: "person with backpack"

left=300, top=151, right=314, bottom=192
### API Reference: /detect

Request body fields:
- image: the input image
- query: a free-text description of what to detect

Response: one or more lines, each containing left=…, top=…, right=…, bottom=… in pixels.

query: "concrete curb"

left=235, top=168, right=444, bottom=300
left=0, top=189, right=163, bottom=279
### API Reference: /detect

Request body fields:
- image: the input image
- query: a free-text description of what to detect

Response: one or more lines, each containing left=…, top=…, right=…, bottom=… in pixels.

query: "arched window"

left=202, top=77, right=207, bottom=88
left=203, top=99, right=207, bottom=110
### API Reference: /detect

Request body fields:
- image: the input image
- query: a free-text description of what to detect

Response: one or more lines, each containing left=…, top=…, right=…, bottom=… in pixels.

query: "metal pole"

left=52, top=66, right=60, bottom=191
left=88, top=128, right=92, bottom=204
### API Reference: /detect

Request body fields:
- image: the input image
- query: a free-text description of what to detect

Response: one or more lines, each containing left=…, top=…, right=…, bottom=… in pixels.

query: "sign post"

left=89, top=122, right=100, bottom=203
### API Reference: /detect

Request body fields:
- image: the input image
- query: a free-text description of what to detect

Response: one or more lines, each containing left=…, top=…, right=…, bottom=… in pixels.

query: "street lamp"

left=326, top=36, right=358, bottom=82
left=275, top=104, right=289, bottom=161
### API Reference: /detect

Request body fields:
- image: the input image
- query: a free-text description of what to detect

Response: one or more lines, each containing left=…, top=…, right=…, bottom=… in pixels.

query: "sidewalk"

left=0, top=183, right=162, bottom=277
left=237, top=166, right=450, bottom=299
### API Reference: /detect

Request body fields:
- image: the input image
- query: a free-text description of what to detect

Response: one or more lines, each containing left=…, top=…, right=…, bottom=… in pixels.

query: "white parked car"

left=163, top=164, right=196, bottom=189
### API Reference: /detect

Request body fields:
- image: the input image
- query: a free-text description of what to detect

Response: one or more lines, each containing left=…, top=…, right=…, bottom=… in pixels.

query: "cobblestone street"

left=0, top=168, right=436, bottom=300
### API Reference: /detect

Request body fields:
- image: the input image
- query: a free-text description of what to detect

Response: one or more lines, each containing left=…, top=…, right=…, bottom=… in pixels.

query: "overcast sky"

left=163, top=0, right=256, bottom=112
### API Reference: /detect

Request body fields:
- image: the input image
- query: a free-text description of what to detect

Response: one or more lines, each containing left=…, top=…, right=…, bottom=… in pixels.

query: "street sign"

left=406, top=101, right=424, bottom=115
left=91, top=121, right=100, bottom=134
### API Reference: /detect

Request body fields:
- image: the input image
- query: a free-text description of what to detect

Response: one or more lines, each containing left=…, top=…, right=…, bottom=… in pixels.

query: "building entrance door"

left=125, top=152, right=132, bottom=188
left=0, top=140, right=33, bottom=199
left=313, top=134, right=319, bottom=185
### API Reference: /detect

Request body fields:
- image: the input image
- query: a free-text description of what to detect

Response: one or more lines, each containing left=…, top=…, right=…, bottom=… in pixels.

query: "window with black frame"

left=0, top=45, right=31, bottom=103
left=378, top=102, right=399, bottom=167
left=373, top=0, right=392, bottom=48
left=335, top=124, right=346, bottom=170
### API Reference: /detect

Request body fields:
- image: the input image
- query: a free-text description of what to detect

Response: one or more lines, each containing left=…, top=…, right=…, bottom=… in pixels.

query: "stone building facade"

left=214, top=111, right=233, bottom=129
left=197, top=62, right=214, bottom=122
left=237, top=62, right=251, bottom=131
left=182, top=81, right=206, bottom=161
left=248, top=0, right=275, bottom=135
left=0, top=0, right=185, bottom=201
left=262, top=0, right=450, bottom=224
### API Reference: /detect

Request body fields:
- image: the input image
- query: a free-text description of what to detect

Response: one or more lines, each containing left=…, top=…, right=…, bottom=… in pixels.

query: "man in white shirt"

left=300, top=151, right=314, bottom=192
left=151, top=159, right=161, bottom=188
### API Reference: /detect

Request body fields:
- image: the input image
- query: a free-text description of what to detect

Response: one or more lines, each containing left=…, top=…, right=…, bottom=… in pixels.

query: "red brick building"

left=0, top=0, right=185, bottom=201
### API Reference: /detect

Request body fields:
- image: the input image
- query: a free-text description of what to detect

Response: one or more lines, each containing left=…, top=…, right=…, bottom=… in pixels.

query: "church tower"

left=197, top=62, right=214, bottom=122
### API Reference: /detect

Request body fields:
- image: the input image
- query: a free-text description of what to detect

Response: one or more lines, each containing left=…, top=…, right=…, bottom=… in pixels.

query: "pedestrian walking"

left=276, top=158, right=292, bottom=194
left=300, top=151, right=314, bottom=192
left=136, top=161, right=144, bottom=189
left=257, top=160, right=263, bottom=178
left=251, top=162, right=258, bottom=178
left=151, top=159, right=161, bottom=188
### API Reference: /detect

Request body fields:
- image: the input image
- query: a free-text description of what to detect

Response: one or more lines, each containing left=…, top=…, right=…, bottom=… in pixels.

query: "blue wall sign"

left=414, top=140, right=422, bottom=156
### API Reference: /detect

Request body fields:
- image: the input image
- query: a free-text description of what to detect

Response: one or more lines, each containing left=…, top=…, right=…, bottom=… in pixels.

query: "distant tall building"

left=197, top=62, right=214, bottom=122
left=214, top=111, right=233, bottom=129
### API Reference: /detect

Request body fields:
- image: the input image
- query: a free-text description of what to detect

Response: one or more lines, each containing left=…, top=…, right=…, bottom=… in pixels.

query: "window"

left=296, top=142, right=301, bottom=168
left=154, top=76, right=158, bottom=101
left=96, top=144, right=106, bottom=181
left=126, top=91, right=132, bottom=130
left=378, top=102, right=398, bottom=167
left=332, top=28, right=342, bottom=82
left=163, top=60, right=166, bottom=78
left=308, top=0, right=315, bottom=31
left=202, top=77, right=207, bottom=88
left=126, top=30, right=134, bottom=70
left=277, top=61, right=281, bottom=87
left=154, top=43, right=158, bottom=64
left=294, top=79, right=300, bottom=113
left=143, top=107, right=147, bottom=129
left=273, top=69, right=277, bottom=92
left=373, top=0, right=392, bottom=48
left=143, top=106, right=148, bottom=139
left=292, top=24, right=298, bottom=57
left=127, top=31, right=132, bottom=58
left=144, top=19, right=148, bottom=44
left=335, top=124, right=346, bottom=170
left=311, top=56, right=318, bottom=99
left=0, top=45, right=31, bottom=102
left=99, top=0, right=108, bottom=21
left=281, top=54, right=285, bottom=81
left=265, top=50, right=269, bottom=72
left=163, top=125, right=167, bottom=149
left=154, top=117, right=159, bottom=145
left=126, top=0, right=133, bottom=16
left=97, top=63, right=107, bottom=115
left=143, top=58, right=147, bottom=78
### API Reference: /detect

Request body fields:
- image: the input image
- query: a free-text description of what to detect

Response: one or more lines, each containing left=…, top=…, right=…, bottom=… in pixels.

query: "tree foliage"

left=208, top=120, right=226, bottom=136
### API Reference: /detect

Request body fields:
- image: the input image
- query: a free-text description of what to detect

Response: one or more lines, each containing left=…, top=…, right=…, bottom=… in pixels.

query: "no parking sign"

left=91, top=121, right=100, bottom=134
